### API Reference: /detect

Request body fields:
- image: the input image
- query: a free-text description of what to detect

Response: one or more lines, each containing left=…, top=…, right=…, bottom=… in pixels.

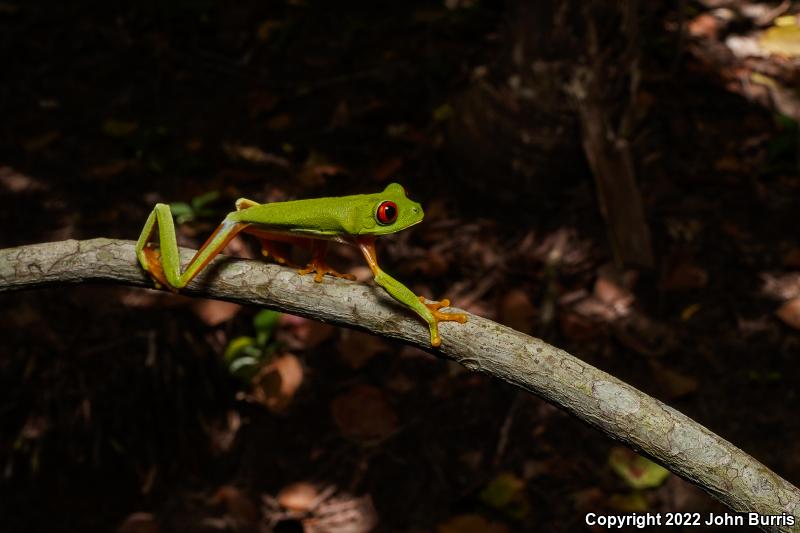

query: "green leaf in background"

left=609, top=491, right=649, bottom=512
left=478, top=472, right=529, bottom=520
left=253, top=309, right=281, bottom=347
left=190, top=190, right=221, bottom=213
left=224, top=336, right=256, bottom=364
left=169, top=202, right=194, bottom=225
left=228, top=356, right=261, bottom=380
left=169, top=191, right=222, bottom=224
left=608, top=447, right=670, bottom=490
left=223, top=311, right=282, bottom=381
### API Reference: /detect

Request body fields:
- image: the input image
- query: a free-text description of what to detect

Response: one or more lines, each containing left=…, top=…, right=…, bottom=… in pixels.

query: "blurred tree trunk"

left=570, top=0, right=655, bottom=267
left=448, top=0, right=656, bottom=267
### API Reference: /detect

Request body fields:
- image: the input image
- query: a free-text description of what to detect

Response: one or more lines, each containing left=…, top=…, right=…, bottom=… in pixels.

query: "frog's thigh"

left=241, top=227, right=311, bottom=265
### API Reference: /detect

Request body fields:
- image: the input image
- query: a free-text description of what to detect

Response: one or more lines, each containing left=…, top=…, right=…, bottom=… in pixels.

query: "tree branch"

left=1, top=238, right=798, bottom=531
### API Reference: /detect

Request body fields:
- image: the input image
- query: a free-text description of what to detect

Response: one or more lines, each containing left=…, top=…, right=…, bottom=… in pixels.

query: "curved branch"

left=1, top=238, right=798, bottom=531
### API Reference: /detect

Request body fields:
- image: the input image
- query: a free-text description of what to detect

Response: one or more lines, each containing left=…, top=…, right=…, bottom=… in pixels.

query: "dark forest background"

left=1, top=1, right=799, bottom=531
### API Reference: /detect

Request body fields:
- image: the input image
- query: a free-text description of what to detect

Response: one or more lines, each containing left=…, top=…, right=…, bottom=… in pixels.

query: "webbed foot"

left=418, top=296, right=468, bottom=346
left=297, top=240, right=356, bottom=283
left=419, top=297, right=468, bottom=323
left=298, top=259, right=356, bottom=283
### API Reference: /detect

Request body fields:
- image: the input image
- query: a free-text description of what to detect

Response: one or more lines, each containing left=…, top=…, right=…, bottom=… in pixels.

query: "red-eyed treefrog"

left=135, top=183, right=467, bottom=346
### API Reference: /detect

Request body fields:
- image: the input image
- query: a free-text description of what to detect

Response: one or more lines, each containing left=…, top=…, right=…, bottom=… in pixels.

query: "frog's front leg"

left=136, top=204, right=247, bottom=290
left=356, top=237, right=466, bottom=347
left=297, top=240, right=357, bottom=283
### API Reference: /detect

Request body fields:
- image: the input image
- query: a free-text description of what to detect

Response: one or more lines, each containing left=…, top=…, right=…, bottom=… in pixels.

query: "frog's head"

left=360, top=183, right=424, bottom=235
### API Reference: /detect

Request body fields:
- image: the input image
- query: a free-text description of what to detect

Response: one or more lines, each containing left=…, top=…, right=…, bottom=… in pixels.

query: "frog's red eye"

left=376, top=201, right=398, bottom=225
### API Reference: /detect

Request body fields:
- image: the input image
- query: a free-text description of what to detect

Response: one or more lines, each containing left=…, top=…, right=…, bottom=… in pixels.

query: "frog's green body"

left=135, top=183, right=465, bottom=346
left=228, top=186, right=423, bottom=237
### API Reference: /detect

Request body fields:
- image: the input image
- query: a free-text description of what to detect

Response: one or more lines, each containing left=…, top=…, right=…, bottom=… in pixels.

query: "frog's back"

left=229, top=193, right=373, bottom=236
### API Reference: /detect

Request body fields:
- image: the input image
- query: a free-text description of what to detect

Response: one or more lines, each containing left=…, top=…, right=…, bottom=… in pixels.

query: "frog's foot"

left=141, top=245, right=178, bottom=293
left=418, top=296, right=468, bottom=347
left=297, top=240, right=356, bottom=283
left=298, top=258, right=356, bottom=283
left=418, top=296, right=468, bottom=324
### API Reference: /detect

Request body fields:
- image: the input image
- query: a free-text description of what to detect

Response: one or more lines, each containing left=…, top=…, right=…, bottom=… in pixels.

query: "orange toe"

left=298, top=260, right=355, bottom=283
left=419, top=296, right=468, bottom=323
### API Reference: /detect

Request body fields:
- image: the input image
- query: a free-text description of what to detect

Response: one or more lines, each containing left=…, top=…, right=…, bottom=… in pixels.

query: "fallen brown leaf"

left=331, top=384, right=398, bottom=442
left=776, top=297, right=800, bottom=330
left=279, top=315, right=336, bottom=349
left=593, top=277, right=634, bottom=315
left=278, top=482, right=320, bottom=512
left=559, top=311, right=605, bottom=342
left=23, top=131, right=60, bottom=153
left=688, top=13, right=719, bottom=39
left=191, top=300, right=241, bottom=326
left=571, top=297, right=618, bottom=322
left=499, top=289, right=536, bottom=334
left=649, top=360, right=699, bottom=400
left=117, top=512, right=159, bottom=533
left=337, top=330, right=387, bottom=369
left=612, top=314, right=673, bottom=358
left=223, top=143, right=290, bottom=167
left=761, top=272, right=800, bottom=300
left=209, top=486, right=260, bottom=529
left=252, top=353, right=304, bottom=412
left=208, top=410, right=242, bottom=454
left=0, top=166, right=47, bottom=192
left=304, top=493, right=378, bottom=533
left=661, top=256, right=708, bottom=290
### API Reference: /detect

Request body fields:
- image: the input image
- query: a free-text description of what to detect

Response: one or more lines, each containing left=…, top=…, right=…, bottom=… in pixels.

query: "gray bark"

left=1, top=238, right=798, bottom=531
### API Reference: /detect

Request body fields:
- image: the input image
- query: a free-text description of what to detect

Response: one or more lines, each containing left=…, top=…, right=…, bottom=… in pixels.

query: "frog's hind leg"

left=260, top=240, right=294, bottom=266
left=136, top=204, right=248, bottom=290
left=235, top=199, right=307, bottom=266
left=239, top=227, right=303, bottom=267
